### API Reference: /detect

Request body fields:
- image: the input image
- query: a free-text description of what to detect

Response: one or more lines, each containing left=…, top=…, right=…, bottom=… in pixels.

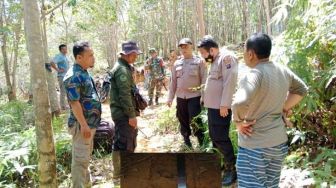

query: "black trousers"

left=208, top=108, right=236, bottom=164
left=176, top=96, right=204, bottom=140
left=112, top=115, right=138, bottom=152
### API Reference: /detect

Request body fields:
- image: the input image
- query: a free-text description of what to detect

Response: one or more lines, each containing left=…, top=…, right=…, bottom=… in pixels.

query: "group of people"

left=56, top=32, right=307, bottom=187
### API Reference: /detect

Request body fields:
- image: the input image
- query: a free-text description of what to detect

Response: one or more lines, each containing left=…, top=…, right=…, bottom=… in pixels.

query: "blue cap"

left=120, top=40, right=142, bottom=55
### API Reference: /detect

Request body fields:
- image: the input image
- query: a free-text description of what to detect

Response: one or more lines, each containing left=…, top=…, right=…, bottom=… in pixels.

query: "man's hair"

left=246, top=33, right=272, bottom=59
left=197, top=37, right=219, bottom=51
left=59, top=44, right=67, bottom=51
left=170, top=49, right=175, bottom=53
left=73, top=41, right=90, bottom=59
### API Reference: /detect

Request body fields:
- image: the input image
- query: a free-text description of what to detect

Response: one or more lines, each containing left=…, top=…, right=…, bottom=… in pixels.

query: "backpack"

left=93, top=120, right=115, bottom=153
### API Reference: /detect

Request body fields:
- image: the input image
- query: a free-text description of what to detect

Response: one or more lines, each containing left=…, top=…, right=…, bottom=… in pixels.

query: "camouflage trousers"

left=68, top=122, right=96, bottom=188
left=148, top=78, right=163, bottom=99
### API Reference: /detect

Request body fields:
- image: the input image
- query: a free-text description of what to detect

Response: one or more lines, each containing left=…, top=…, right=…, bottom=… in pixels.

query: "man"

left=51, top=44, right=70, bottom=110
left=197, top=36, right=238, bottom=186
left=145, top=48, right=165, bottom=105
left=109, top=40, right=142, bottom=180
left=167, top=38, right=207, bottom=148
left=167, top=49, right=178, bottom=72
left=63, top=41, right=101, bottom=187
left=232, top=33, right=308, bottom=187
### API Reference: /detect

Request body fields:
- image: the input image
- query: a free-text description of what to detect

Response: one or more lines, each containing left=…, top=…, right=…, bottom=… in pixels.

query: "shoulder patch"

left=119, top=75, right=127, bottom=82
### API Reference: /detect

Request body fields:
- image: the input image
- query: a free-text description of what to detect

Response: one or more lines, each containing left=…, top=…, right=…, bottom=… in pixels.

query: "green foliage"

left=155, top=107, right=238, bottom=155
left=0, top=101, right=72, bottom=186
left=274, top=0, right=336, bottom=147
left=273, top=0, right=336, bottom=185
left=195, top=109, right=238, bottom=155
left=285, top=148, right=336, bottom=185
left=0, top=101, right=34, bottom=134
left=0, top=101, right=37, bottom=187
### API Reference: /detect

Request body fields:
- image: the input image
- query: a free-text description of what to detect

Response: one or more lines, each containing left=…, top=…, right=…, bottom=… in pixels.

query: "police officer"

left=145, top=48, right=165, bottom=105
left=63, top=41, right=101, bottom=187
left=167, top=38, right=207, bottom=148
left=197, top=36, right=238, bottom=186
left=109, top=40, right=142, bottom=182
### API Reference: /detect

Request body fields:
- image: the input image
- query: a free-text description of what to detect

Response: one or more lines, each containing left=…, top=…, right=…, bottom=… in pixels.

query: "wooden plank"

left=120, top=153, right=221, bottom=188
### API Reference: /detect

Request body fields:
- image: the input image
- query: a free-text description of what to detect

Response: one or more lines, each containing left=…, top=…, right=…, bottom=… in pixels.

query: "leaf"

left=290, top=134, right=301, bottom=145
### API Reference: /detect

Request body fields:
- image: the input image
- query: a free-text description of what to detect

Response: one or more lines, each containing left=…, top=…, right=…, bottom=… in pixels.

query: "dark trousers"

left=112, top=116, right=138, bottom=152
left=208, top=108, right=236, bottom=165
left=176, top=97, right=204, bottom=142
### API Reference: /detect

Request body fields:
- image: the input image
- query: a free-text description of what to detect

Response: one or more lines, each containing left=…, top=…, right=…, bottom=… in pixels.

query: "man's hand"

left=220, top=106, right=229, bottom=117
left=282, top=109, right=293, bottom=128
left=80, top=124, right=92, bottom=139
left=236, top=120, right=256, bottom=136
left=58, top=68, right=65, bottom=73
left=129, top=117, right=137, bottom=129
left=166, top=101, right=172, bottom=108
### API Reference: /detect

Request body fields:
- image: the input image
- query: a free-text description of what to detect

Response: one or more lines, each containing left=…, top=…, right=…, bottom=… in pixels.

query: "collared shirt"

left=232, top=61, right=308, bottom=149
left=168, top=56, right=207, bottom=101
left=63, top=63, right=101, bottom=128
left=53, top=53, right=70, bottom=78
left=203, top=50, right=238, bottom=109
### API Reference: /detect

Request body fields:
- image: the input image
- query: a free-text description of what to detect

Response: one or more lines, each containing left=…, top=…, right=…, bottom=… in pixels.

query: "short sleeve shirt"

left=53, top=54, right=70, bottom=78
left=63, top=63, right=102, bottom=128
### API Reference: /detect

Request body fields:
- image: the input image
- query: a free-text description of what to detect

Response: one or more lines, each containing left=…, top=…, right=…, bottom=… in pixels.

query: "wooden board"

left=120, top=153, right=221, bottom=188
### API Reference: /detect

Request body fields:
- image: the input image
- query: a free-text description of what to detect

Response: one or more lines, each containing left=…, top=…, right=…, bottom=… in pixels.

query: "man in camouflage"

left=145, top=48, right=165, bottom=105
left=63, top=41, right=101, bottom=187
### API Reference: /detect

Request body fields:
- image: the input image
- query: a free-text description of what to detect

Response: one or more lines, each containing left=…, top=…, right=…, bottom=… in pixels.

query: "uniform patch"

left=120, top=75, right=127, bottom=82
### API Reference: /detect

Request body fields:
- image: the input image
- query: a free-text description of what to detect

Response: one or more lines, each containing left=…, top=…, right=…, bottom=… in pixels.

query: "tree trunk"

left=0, top=0, right=16, bottom=101
left=11, top=14, right=23, bottom=101
left=196, top=0, right=205, bottom=37
left=258, top=1, right=263, bottom=32
left=241, top=0, right=249, bottom=40
left=22, top=0, right=57, bottom=187
left=171, top=0, right=177, bottom=48
left=263, top=0, right=272, bottom=35
left=61, top=3, right=68, bottom=44
left=41, top=0, right=60, bottom=114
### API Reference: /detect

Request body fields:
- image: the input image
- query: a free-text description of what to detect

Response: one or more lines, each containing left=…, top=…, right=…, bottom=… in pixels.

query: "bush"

left=0, top=101, right=72, bottom=186
left=273, top=0, right=336, bottom=148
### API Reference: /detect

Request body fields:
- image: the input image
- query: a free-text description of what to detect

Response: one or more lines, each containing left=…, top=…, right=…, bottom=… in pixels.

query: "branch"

left=40, top=0, right=68, bottom=20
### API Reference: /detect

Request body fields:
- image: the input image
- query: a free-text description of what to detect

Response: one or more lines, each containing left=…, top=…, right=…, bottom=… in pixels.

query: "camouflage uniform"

left=145, top=56, right=165, bottom=105
left=63, top=63, right=102, bottom=187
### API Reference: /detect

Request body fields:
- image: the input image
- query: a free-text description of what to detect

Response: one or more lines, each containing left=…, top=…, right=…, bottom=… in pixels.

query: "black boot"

left=148, top=98, right=153, bottom=106
left=222, top=163, right=237, bottom=186
left=155, top=97, right=159, bottom=105
left=183, top=137, right=192, bottom=148
left=196, top=134, right=205, bottom=147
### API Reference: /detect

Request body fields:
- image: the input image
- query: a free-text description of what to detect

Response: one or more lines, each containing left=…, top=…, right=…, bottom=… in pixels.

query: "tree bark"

left=0, top=0, right=16, bottom=101
left=263, top=0, right=272, bottom=35
left=22, top=0, right=57, bottom=187
left=10, top=13, right=23, bottom=101
left=41, top=0, right=60, bottom=114
left=196, top=0, right=206, bottom=37
left=258, top=1, right=263, bottom=32
left=241, top=0, right=250, bottom=40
